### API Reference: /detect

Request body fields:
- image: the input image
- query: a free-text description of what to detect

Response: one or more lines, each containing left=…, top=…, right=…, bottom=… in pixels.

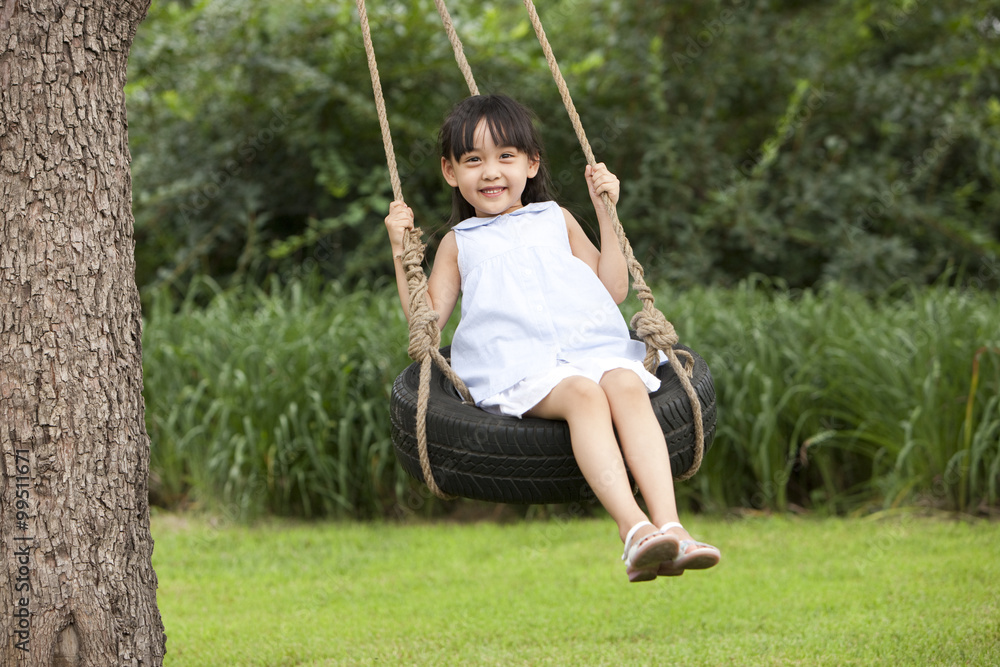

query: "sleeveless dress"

left=450, top=201, right=660, bottom=417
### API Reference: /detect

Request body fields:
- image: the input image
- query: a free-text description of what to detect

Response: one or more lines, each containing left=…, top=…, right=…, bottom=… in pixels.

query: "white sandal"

left=656, top=522, right=721, bottom=576
left=621, top=521, right=680, bottom=583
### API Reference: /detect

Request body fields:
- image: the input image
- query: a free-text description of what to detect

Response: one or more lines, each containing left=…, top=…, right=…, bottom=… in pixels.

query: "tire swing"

left=357, top=0, right=717, bottom=504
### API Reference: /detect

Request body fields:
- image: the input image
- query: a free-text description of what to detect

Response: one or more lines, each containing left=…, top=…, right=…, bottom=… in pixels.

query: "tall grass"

left=142, top=275, right=413, bottom=519
left=143, top=275, right=1000, bottom=518
left=655, top=278, right=1000, bottom=514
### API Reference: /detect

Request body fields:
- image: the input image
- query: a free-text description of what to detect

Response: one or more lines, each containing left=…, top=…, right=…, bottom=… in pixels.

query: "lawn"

left=151, top=512, right=999, bottom=666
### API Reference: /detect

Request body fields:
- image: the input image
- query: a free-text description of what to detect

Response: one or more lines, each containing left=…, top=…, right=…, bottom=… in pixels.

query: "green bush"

left=143, top=277, right=1000, bottom=518
left=127, top=0, right=1000, bottom=294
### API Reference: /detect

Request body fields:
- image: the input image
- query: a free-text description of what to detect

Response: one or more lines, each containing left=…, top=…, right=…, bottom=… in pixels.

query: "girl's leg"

left=525, top=375, right=653, bottom=543
left=599, top=369, right=692, bottom=540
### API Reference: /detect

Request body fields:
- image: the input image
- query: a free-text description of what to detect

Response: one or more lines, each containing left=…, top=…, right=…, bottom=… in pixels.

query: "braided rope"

left=401, top=229, right=473, bottom=405
left=432, top=0, right=479, bottom=96
left=356, top=0, right=402, bottom=202
left=522, top=0, right=704, bottom=479
left=359, top=0, right=704, bottom=485
left=357, top=0, right=472, bottom=499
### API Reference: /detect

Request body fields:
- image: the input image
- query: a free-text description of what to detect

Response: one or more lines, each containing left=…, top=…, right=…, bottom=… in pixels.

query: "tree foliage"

left=127, top=0, right=1000, bottom=293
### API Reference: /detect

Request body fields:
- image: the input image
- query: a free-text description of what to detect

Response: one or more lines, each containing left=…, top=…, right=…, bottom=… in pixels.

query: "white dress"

left=450, top=201, right=661, bottom=418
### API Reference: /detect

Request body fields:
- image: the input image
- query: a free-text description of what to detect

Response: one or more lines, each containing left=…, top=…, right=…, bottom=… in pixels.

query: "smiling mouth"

left=480, top=187, right=506, bottom=196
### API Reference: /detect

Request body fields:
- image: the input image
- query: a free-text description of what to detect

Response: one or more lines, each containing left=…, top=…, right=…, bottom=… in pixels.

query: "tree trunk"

left=0, top=1, right=166, bottom=665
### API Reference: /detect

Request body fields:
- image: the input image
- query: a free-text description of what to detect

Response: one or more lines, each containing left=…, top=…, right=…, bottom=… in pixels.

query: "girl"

left=385, top=94, right=720, bottom=582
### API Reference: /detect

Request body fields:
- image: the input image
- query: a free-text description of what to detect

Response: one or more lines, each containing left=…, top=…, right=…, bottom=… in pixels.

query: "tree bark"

left=0, top=1, right=165, bottom=665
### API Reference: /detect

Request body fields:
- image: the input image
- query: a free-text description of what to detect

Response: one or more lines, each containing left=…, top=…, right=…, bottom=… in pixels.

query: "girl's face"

left=441, top=118, right=540, bottom=218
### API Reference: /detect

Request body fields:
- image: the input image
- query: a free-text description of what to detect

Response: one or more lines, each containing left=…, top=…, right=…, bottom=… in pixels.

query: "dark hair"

left=439, top=94, right=553, bottom=224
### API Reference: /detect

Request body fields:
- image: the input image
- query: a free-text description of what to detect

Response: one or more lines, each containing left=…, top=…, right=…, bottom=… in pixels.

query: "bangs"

left=443, top=96, right=539, bottom=160
left=439, top=94, right=553, bottom=224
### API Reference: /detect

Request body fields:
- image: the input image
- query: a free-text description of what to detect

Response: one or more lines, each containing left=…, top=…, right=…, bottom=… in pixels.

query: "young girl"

left=385, top=94, right=720, bottom=582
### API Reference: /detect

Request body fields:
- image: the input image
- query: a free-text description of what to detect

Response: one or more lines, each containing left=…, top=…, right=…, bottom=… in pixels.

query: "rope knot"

left=360, top=0, right=707, bottom=489
left=407, top=309, right=441, bottom=362
left=631, top=306, right=678, bottom=352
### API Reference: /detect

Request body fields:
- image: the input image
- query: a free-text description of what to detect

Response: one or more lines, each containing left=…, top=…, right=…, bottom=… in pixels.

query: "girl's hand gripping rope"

left=385, top=201, right=415, bottom=257
left=585, top=163, right=620, bottom=207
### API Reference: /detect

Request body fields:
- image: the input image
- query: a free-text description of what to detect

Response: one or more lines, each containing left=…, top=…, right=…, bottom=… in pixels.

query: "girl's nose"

left=482, top=160, right=500, bottom=180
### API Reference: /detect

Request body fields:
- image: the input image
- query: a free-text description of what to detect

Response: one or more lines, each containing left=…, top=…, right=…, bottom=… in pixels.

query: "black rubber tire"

left=390, top=344, right=716, bottom=504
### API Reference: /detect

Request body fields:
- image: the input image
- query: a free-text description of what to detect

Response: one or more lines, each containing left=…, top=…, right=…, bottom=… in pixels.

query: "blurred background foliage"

left=127, top=0, right=1000, bottom=519
left=127, top=0, right=1000, bottom=296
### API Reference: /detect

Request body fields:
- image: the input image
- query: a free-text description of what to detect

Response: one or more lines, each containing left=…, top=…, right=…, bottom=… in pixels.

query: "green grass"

left=152, top=512, right=1000, bottom=666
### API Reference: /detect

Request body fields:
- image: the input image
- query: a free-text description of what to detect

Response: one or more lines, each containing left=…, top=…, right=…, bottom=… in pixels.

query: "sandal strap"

left=659, top=521, right=683, bottom=533
left=678, top=539, right=719, bottom=555
left=622, top=520, right=655, bottom=561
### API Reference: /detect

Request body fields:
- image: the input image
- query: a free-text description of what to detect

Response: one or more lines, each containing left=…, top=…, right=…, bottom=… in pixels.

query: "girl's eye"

left=463, top=156, right=480, bottom=164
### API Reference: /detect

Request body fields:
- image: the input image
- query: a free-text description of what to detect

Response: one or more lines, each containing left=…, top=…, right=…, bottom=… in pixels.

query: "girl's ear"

left=527, top=154, right=540, bottom=179
left=441, top=157, right=459, bottom=187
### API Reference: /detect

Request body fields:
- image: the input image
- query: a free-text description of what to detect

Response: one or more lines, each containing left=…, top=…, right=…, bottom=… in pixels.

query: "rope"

left=357, top=0, right=472, bottom=499
left=432, top=0, right=479, bottom=96
left=401, top=228, right=474, bottom=500
left=356, top=0, right=402, bottom=202
left=359, top=0, right=704, bottom=483
left=522, top=0, right=704, bottom=479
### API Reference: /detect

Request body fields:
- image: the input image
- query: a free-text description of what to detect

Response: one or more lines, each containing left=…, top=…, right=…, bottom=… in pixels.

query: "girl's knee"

left=561, top=376, right=608, bottom=411
left=600, top=368, right=646, bottom=397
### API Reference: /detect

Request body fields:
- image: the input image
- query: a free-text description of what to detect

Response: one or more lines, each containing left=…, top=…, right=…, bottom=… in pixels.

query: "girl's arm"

left=385, top=201, right=461, bottom=329
left=565, top=163, right=629, bottom=303
left=425, top=232, right=461, bottom=329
